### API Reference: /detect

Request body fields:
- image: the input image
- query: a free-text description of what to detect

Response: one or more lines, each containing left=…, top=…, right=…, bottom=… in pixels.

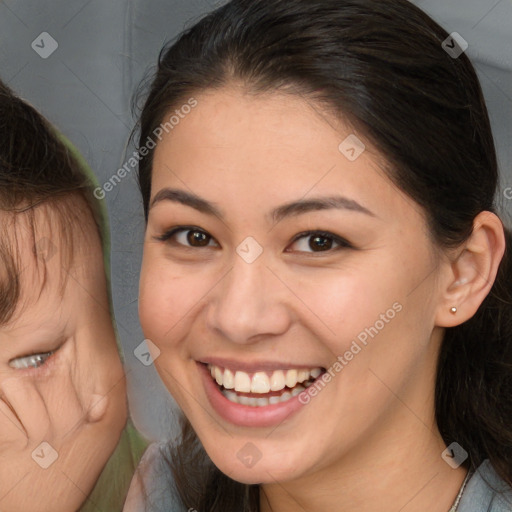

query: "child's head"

left=0, top=79, right=99, bottom=323
left=0, top=80, right=127, bottom=512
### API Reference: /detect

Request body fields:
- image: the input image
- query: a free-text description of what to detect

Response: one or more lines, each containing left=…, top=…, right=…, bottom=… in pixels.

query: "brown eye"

left=187, top=230, right=211, bottom=247
left=156, top=226, right=219, bottom=249
left=287, top=230, right=352, bottom=253
left=309, top=235, right=333, bottom=251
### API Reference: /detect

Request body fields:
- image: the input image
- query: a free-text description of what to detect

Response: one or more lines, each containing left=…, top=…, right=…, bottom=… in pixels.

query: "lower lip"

left=198, top=363, right=309, bottom=428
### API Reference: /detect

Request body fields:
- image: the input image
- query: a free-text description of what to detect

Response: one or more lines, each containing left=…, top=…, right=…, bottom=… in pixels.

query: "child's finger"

left=0, top=392, right=27, bottom=450
left=0, top=377, right=51, bottom=445
left=32, top=354, right=90, bottom=440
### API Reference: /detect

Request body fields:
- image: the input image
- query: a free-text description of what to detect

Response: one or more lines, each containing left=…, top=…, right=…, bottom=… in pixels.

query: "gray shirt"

left=459, top=460, right=512, bottom=512
left=124, top=442, right=512, bottom=511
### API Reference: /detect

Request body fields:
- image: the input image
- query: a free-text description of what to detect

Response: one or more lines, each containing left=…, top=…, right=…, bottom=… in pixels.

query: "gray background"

left=1, top=0, right=511, bottom=442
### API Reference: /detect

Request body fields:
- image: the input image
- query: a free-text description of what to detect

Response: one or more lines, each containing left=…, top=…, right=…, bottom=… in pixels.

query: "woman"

left=0, top=79, right=148, bottom=511
left=125, top=0, right=512, bottom=510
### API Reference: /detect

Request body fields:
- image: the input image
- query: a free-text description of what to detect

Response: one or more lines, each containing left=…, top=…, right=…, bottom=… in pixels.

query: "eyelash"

left=9, top=350, right=56, bottom=371
left=155, top=226, right=219, bottom=249
left=288, top=230, right=352, bottom=253
left=155, top=226, right=353, bottom=253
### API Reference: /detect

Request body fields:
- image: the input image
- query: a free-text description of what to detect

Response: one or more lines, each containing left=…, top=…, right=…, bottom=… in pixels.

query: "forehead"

left=150, top=87, right=415, bottom=223
left=153, top=87, right=345, bottom=172
left=0, top=199, right=102, bottom=331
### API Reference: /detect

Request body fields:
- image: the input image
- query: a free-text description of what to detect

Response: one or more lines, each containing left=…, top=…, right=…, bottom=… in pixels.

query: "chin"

left=203, top=442, right=306, bottom=485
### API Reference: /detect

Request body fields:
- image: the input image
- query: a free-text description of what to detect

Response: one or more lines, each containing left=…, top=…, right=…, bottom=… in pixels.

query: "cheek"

left=139, top=276, right=174, bottom=344
left=296, top=250, right=434, bottom=368
left=138, top=256, right=210, bottom=345
left=292, top=258, right=404, bottom=342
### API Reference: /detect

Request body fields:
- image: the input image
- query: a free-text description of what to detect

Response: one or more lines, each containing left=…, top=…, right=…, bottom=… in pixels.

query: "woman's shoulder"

left=137, top=440, right=173, bottom=473
left=459, top=460, right=512, bottom=512
left=123, top=440, right=188, bottom=512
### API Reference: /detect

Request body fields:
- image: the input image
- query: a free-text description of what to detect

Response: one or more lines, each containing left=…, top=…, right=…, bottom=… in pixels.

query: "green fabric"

left=58, top=133, right=120, bottom=355
left=57, top=133, right=149, bottom=511
left=81, top=419, right=149, bottom=512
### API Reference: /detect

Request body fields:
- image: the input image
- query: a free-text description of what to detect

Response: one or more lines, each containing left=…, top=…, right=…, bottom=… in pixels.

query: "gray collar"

left=458, top=460, right=512, bottom=512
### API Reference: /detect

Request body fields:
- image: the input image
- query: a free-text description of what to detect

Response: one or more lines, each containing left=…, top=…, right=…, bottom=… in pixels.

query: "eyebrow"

left=151, top=188, right=223, bottom=217
left=150, top=187, right=375, bottom=223
left=271, top=196, right=375, bottom=223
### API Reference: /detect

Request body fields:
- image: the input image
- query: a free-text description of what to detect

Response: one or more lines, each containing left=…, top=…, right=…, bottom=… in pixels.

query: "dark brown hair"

left=0, top=80, right=101, bottom=324
left=134, top=1, right=512, bottom=509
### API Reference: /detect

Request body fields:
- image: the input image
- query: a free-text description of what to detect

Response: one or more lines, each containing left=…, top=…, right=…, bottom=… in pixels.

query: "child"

left=0, top=79, right=147, bottom=511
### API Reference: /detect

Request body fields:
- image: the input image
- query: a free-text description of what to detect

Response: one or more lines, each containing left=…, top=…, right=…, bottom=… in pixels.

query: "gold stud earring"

left=450, top=307, right=457, bottom=314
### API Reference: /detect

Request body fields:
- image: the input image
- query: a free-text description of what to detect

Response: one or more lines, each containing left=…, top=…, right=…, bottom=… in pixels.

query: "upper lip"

left=198, top=357, right=325, bottom=373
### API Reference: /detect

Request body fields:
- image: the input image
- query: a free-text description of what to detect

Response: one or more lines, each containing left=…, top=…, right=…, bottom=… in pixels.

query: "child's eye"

left=155, top=226, right=219, bottom=248
left=9, top=351, right=55, bottom=370
left=287, top=231, right=352, bottom=253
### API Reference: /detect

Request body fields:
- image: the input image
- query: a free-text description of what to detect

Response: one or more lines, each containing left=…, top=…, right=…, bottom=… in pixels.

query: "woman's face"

left=139, top=86, right=449, bottom=484
left=0, top=205, right=127, bottom=512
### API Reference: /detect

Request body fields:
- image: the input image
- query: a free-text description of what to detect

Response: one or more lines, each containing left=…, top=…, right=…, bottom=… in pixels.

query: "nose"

left=206, top=252, right=292, bottom=345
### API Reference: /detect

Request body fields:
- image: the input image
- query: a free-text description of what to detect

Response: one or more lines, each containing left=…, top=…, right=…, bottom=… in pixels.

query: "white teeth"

left=238, top=395, right=250, bottom=406
left=297, top=369, right=309, bottom=383
left=280, top=391, right=292, bottom=401
left=251, top=372, right=270, bottom=393
left=269, top=370, right=285, bottom=391
left=234, top=371, right=251, bottom=392
left=220, top=385, right=306, bottom=407
left=285, top=369, right=298, bottom=388
left=208, top=364, right=324, bottom=395
left=214, top=366, right=223, bottom=386
left=310, top=368, right=322, bottom=378
left=224, top=390, right=238, bottom=402
left=223, top=368, right=235, bottom=389
left=291, top=385, right=305, bottom=397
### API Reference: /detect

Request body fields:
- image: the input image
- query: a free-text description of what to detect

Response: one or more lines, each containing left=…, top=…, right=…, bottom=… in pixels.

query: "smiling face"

left=0, top=199, right=127, bottom=512
left=139, top=86, right=450, bottom=485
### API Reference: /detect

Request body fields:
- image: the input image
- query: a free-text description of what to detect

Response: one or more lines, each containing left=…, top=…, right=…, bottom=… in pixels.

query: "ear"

left=436, top=211, right=506, bottom=327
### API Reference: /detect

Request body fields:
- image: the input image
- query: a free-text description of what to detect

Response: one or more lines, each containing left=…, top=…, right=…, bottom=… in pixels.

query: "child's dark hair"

left=0, top=80, right=102, bottom=324
left=134, top=0, right=512, bottom=509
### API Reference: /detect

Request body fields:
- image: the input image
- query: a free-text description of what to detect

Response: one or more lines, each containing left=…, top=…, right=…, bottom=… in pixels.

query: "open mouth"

left=207, top=363, right=326, bottom=407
